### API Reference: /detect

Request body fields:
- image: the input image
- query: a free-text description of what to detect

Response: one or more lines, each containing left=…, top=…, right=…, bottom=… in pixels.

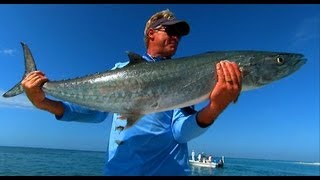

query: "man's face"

left=151, top=25, right=182, bottom=57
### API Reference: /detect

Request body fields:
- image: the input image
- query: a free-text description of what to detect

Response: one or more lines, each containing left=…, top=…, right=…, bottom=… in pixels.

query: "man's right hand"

left=21, top=70, right=48, bottom=109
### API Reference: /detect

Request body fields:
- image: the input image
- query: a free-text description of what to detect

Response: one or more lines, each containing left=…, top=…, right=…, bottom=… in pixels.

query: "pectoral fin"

left=125, top=114, right=142, bottom=129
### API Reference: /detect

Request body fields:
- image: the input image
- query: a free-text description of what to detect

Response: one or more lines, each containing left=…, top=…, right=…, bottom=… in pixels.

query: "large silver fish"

left=3, top=42, right=306, bottom=127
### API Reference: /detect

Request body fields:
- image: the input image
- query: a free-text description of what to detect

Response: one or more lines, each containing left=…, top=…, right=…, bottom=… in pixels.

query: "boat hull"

left=189, top=160, right=217, bottom=168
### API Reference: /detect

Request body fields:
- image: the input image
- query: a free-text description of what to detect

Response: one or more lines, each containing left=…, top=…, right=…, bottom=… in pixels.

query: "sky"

left=0, top=4, right=319, bottom=163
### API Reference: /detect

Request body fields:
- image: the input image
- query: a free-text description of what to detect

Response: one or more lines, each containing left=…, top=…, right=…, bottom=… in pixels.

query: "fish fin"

left=125, top=114, right=142, bottom=129
left=2, top=82, right=24, bottom=97
left=126, top=51, right=145, bottom=65
left=2, top=42, right=37, bottom=98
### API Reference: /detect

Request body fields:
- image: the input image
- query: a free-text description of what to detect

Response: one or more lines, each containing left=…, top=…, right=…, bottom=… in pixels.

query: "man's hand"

left=21, top=70, right=48, bottom=109
left=196, top=60, right=242, bottom=127
left=209, top=60, right=242, bottom=111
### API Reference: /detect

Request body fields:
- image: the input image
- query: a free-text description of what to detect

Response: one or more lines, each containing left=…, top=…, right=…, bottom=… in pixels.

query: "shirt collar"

left=142, top=52, right=171, bottom=62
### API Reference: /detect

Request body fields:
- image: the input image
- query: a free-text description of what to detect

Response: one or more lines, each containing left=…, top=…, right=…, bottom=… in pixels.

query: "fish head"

left=237, top=51, right=307, bottom=91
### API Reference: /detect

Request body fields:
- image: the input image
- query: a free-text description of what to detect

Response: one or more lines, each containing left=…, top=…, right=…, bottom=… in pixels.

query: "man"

left=21, top=9, right=242, bottom=176
left=191, top=150, right=195, bottom=161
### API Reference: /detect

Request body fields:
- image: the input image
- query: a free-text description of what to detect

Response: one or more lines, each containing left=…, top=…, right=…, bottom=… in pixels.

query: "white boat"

left=189, top=156, right=224, bottom=168
left=189, top=160, right=217, bottom=168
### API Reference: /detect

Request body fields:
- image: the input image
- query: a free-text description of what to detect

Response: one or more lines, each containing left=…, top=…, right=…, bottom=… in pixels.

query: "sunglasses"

left=154, top=26, right=182, bottom=37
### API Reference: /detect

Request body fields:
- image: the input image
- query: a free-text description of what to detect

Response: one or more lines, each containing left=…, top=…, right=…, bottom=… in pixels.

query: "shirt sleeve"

left=171, top=108, right=210, bottom=143
left=56, top=101, right=108, bottom=123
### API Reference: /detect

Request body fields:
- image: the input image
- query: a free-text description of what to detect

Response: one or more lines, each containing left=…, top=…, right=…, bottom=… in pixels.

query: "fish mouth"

left=291, top=53, right=307, bottom=69
left=293, top=58, right=307, bottom=70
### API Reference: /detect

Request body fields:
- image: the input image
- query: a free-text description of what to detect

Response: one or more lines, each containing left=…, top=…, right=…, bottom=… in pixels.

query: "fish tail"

left=2, top=42, right=38, bottom=98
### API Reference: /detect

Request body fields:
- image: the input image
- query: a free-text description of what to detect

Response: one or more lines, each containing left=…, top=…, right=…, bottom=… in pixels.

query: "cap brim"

left=150, top=18, right=190, bottom=36
left=162, top=19, right=190, bottom=36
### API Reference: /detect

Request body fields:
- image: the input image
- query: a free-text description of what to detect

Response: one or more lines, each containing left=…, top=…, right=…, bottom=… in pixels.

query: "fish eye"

left=276, top=57, right=284, bottom=64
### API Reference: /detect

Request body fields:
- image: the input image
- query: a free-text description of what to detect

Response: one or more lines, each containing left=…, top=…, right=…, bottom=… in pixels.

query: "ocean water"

left=0, top=146, right=319, bottom=176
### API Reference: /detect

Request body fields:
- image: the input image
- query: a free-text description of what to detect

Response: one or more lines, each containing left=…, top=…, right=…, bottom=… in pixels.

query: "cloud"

left=0, top=48, right=16, bottom=56
left=290, top=16, right=320, bottom=49
left=0, top=89, right=34, bottom=109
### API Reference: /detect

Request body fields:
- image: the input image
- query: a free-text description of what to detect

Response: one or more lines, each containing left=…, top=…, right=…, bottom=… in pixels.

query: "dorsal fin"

left=126, top=51, right=145, bottom=65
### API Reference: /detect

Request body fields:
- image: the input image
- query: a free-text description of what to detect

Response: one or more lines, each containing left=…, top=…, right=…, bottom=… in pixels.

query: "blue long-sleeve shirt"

left=56, top=52, right=211, bottom=176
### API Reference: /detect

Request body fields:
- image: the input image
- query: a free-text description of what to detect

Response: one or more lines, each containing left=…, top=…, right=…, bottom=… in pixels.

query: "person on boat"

left=197, top=153, right=202, bottom=162
left=207, top=155, right=212, bottom=163
left=191, top=150, right=195, bottom=161
left=201, top=152, right=206, bottom=163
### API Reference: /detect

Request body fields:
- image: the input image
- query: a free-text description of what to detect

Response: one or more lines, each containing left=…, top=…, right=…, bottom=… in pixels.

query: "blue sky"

left=0, top=4, right=319, bottom=163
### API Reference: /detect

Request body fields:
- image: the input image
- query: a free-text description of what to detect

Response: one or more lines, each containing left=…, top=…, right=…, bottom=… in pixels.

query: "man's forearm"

left=36, top=98, right=64, bottom=117
left=196, top=102, right=224, bottom=128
